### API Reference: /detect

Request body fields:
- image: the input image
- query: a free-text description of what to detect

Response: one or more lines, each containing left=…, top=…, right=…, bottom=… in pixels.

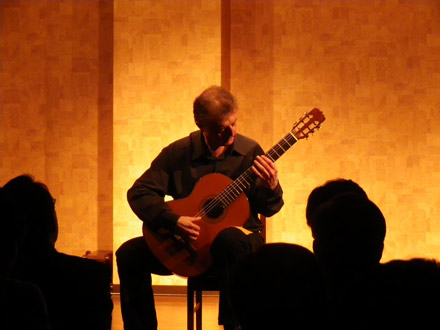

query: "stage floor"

left=111, top=293, right=223, bottom=330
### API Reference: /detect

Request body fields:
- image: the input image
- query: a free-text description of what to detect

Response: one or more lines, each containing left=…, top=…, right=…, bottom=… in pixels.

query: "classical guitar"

left=142, top=108, right=325, bottom=277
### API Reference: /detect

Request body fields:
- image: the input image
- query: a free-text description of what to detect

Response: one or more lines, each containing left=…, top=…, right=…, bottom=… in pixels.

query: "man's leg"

left=116, top=237, right=171, bottom=330
left=210, top=227, right=264, bottom=329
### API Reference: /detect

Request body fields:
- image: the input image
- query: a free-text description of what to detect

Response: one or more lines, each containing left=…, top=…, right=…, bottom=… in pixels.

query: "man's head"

left=2, top=174, right=58, bottom=251
left=193, top=86, right=237, bottom=150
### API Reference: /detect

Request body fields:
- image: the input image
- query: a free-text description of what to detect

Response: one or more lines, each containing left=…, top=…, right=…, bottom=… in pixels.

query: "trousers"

left=116, top=227, right=264, bottom=330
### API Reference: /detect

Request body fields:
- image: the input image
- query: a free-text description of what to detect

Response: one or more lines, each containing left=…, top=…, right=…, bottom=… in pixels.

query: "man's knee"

left=115, top=239, right=132, bottom=264
left=115, top=237, right=146, bottom=271
left=214, top=226, right=245, bottom=243
left=211, top=227, right=250, bottom=257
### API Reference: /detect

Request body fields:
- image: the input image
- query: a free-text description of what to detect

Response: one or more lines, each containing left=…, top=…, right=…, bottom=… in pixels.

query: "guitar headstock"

left=292, top=108, right=325, bottom=140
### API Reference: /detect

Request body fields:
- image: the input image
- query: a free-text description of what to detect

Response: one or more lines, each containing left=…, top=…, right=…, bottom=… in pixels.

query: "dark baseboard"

left=112, top=284, right=219, bottom=297
left=153, top=285, right=187, bottom=296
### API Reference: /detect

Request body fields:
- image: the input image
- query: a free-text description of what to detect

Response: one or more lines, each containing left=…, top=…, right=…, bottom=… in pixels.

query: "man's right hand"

left=176, top=216, right=201, bottom=241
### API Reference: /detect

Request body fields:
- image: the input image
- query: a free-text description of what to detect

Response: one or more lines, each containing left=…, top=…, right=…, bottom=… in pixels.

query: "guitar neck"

left=215, top=131, right=298, bottom=208
left=265, top=130, right=298, bottom=162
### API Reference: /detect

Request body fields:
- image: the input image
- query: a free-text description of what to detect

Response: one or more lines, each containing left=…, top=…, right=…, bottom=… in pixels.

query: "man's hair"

left=193, top=85, right=237, bottom=129
left=310, top=192, right=386, bottom=269
left=2, top=174, right=57, bottom=248
left=306, top=178, right=367, bottom=226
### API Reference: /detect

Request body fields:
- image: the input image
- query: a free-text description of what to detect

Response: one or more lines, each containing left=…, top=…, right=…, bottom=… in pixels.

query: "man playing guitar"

left=116, top=85, right=284, bottom=330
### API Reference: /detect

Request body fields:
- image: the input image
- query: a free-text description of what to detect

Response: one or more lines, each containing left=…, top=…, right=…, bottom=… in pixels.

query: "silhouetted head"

left=2, top=174, right=58, bottom=253
left=306, top=178, right=367, bottom=226
left=310, top=192, right=386, bottom=271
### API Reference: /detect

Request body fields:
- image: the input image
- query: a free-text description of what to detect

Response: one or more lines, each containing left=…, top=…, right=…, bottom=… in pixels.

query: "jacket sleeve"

left=127, top=146, right=180, bottom=232
left=252, top=180, right=284, bottom=217
left=248, top=144, right=284, bottom=218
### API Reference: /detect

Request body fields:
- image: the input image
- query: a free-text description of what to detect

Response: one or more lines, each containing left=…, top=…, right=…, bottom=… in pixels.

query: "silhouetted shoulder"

left=230, top=243, right=327, bottom=330
left=42, top=253, right=113, bottom=330
left=0, top=278, right=51, bottom=330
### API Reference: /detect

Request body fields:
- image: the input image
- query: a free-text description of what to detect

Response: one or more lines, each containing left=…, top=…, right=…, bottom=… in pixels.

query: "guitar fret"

left=218, top=199, right=227, bottom=208
left=222, top=187, right=234, bottom=200
left=288, top=131, right=298, bottom=141
left=282, top=137, right=293, bottom=147
left=277, top=143, right=287, bottom=152
left=271, top=149, right=281, bottom=157
left=241, top=176, right=252, bottom=187
left=228, top=187, right=239, bottom=199
left=237, top=181, right=248, bottom=190
left=266, top=154, right=276, bottom=162
left=223, top=194, right=234, bottom=204
left=224, top=186, right=240, bottom=201
left=232, top=184, right=242, bottom=194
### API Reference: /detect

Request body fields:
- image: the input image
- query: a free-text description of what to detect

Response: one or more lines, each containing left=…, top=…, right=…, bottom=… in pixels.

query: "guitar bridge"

left=173, top=234, right=197, bottom=255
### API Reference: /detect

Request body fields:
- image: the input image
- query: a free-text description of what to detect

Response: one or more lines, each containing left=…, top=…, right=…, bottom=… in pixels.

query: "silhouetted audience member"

left=0, top=188, right=51, bottom=330
left=336, top=257, right=440, bottom=329
left=367, top=258, right=440, bottom=329
left=306, top=179, right=384, bottom=274
left=308, top=190, right=386, bottom=329
left=229, top=243, right=328, bottom=330
left=310, top=192, right=386, bottom=275
left=1, top=175, right=113, bottom=330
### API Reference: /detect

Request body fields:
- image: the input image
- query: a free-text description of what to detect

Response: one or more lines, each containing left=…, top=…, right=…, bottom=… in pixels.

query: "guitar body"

left=142, top=173, right=250, bottom=277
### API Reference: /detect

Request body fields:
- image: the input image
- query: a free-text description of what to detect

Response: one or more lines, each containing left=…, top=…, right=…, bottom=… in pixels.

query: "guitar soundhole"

left=202, top=198, right=225, bottom=223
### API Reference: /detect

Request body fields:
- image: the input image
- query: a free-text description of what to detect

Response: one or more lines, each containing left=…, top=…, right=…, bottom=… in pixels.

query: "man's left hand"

left=251, top=155, right=279, bottom=190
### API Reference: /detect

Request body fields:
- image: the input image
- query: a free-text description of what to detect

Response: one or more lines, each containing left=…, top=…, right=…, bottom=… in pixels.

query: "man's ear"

left=312, top=238, right=327, bottom=258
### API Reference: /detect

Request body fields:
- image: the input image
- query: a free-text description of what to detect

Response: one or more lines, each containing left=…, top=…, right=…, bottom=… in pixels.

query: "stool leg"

left=196, top=290, right=202, bottom=330
left=187, top=287, right=194, bottom=330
